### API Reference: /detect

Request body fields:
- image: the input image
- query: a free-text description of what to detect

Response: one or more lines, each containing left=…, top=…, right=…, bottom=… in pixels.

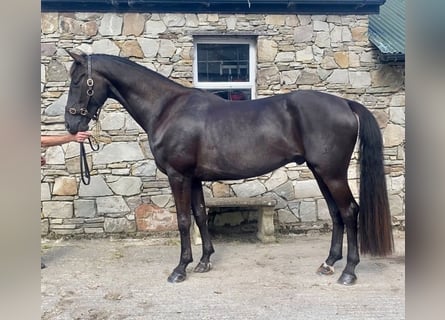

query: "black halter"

left=67, top=55, right=99, bottom=121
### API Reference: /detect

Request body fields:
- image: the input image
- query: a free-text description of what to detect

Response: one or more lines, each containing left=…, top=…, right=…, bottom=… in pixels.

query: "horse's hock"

left=192, top=196, right=277, bottom=245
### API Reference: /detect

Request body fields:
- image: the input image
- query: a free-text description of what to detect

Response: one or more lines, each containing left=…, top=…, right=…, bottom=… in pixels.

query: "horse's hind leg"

left=190, top=179, right=215, bottom=273
left=309, top=166, right=344, bottom=276
left=321, top=175, right=360, bottom=285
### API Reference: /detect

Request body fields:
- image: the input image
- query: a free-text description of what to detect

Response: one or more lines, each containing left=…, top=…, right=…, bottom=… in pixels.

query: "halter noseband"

left=67, top=55, right=99, bottom=121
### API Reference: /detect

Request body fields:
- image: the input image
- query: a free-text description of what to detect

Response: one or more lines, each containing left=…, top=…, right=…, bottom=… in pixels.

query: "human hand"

left=74, top=131, right=92, bottom=143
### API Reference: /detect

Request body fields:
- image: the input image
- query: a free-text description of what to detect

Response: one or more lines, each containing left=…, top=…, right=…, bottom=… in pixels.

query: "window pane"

left=197, top=44, right=250, bottom=82
left=208, top=89, right=251, bottom=101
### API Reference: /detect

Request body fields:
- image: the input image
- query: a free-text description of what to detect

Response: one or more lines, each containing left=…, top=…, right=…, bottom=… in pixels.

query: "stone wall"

left=41, top=12, right=405, bottom=237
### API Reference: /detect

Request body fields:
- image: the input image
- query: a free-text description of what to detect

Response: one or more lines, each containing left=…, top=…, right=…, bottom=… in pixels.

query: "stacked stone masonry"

left=41, top=12, right=405, bottom=237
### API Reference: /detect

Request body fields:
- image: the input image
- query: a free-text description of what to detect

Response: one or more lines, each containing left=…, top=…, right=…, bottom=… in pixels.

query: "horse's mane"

left=94, top=54, right=185, bottom=88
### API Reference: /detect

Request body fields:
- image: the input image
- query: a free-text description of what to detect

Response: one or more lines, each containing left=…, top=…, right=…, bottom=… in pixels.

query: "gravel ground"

left=41, top=231, right=405, bottom=320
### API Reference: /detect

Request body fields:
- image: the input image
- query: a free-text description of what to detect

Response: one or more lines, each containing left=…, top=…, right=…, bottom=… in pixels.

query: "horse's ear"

left=68, top=51, right=86, bottom=64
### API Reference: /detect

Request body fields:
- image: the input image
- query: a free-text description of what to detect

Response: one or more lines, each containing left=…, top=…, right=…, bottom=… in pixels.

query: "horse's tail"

left=348, top=100, right=394, bottom=256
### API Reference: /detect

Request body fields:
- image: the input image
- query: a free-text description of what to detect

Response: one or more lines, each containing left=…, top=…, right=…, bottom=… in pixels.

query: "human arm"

left=41, top=131, right=92, bottom=147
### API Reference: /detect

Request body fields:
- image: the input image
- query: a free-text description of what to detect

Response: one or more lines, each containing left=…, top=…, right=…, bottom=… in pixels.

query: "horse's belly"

left=195, top=146, right=300, bottom=181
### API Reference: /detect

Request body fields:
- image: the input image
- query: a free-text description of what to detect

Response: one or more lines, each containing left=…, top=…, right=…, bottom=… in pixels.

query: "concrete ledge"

left=192, top=196, right=277, bottom=245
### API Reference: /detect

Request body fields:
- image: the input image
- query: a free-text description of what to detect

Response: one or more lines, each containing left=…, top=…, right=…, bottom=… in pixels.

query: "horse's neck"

left=103, top=60, right=185, bottom=133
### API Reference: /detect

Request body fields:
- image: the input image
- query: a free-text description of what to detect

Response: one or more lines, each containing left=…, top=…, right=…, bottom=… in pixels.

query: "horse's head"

left=65, top=52, right=109, bottom=134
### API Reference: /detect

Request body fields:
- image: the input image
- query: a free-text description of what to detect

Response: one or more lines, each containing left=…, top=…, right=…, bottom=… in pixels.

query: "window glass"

left=197, top=44, right=250, bottom=82
left=194, top=38, right=256, bottom=101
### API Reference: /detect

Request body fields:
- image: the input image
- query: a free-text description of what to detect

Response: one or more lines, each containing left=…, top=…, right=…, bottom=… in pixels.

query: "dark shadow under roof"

left=369, top=0, right=405, bottom=62
left=41, top=0, right=385, bottom=14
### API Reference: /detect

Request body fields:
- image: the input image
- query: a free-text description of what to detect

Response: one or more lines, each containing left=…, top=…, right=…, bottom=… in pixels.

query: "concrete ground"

left=41, top=231, right=405, bottom=320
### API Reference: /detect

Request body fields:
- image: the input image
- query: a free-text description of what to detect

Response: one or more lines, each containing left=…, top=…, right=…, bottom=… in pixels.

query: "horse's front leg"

left=167, top=174, right=193, bottom=283
left=191, top=179, right=215, bottom=273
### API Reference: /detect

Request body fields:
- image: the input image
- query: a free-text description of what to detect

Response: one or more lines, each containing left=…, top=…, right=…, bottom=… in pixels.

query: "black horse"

left=64, top=52, right=393, bottom=285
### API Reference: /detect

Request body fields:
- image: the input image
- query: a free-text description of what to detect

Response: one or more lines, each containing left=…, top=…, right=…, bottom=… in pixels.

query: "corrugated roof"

left=369, top=0, right=405, bottom=62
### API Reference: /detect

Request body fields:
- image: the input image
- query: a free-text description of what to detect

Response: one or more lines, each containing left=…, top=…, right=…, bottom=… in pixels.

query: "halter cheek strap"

left=67, top=55, right=99, bottom=120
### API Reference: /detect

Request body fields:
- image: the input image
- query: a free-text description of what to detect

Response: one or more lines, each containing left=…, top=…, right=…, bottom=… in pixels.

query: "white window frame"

left=193, top=36, right=257, bottom=100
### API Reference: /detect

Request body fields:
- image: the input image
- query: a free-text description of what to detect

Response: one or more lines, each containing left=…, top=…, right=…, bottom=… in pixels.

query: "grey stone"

left=41, top=183, right=51, bottom=201
left=390, top=95, right=405, bottom=107
left=104, top=217, right=136, bottom=233
left=74, top=199, right=96, bottom=218
left=317, top=68, right=333, bottom=81
left=98, top=13, right=123, bottom=36
left=317, top=199, right=331, bottom=220
left=108, top=177, right=142, bottom=196
left=145, top=20, right=167, bottom=35
left=97, top=196, right=131, bottom=216
left=390, top=175, right=405, bottom=193
left=138, top=38, right=160, bottom=58
left=258, top=39, right=278, bottom=62
left=296, top=46, right=313, bottom=62
left=132, top=161, right=157, bottom=177
left=274, top=181, right=295, bottom=201
left=44, top=94, right=67, bottom=116
left=327, top=69, right=349, bottom=84
left=79, top=176, right=113, bottom=197
left=41, top=43, right=57, bottom=56
left=296, top=70, right=320, bottom=85
left=92, top=39, right=120, bottom=55
left=313, top=21, right=329, bottom=31
left=294, top=25, right=313, bottom=42
left=93, top=142, right=145, bottom=164
left=42, top=201, right=73, bottom=219
left=389, top=194, right=404, bottom=216
left=41, top=219, right=49, bottom=236
left=349, top=71, right=371, bottom=88
left=101, top=112, right=126, bottom=131
left=162, top=14, right=186, bottom=27
left=321, top=56, right=338, bottom=70
left=280, top=70, right=300, bottom=85
left=47, top=60, right=67, bottom=82
left=265, top=169, right=288, bottom=190
left=159, top=39, right=176, bottom=58
left=315, top=32, right=330, bottom=48
left=258, top=66, right=280, bottom=84
left=232, top=180, right=266, bottom=198
left=294, top=180, right=322, bottom=199
left=278, top=209, right=298, bottom=224
left=151, top=195, right=171, bottom=208
left=300, top=201, right=317, bottom=222
left=383, top=124, right=405, bottom=147
left=276, top=52, right=295, bottom=62
left=185, top=14, right=199, bottom=27
left=44, top=146, right=66, bottom=165
left=390, top=107, right=405, bottom=125
left=41, top=13, right=58, bottom=34
left=226, top=15, right=237, bottom=30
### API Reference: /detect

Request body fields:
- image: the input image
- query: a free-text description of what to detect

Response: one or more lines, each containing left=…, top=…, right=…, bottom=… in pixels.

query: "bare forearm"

left=41, top=134, right=75, bottom=147
left=41, top=131, right=92, bottom=147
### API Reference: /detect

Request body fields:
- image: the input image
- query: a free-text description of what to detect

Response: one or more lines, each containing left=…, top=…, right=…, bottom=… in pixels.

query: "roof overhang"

left=41, top=0, right=385, bottom=14
left=369, top=0, right=405, bottom=62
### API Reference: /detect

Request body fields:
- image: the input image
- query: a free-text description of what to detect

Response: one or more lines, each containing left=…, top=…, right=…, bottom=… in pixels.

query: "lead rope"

left=79, top=117, right=102, bottom=185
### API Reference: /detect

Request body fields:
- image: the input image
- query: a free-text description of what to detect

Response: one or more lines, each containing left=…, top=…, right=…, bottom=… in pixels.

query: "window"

left=193, top=37, right=257, bottom=100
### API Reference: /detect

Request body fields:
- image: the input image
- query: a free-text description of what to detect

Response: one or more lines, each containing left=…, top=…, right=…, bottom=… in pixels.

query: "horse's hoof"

left=167, top=271, right=186, bottom=283
left=316, top=262, right=334, bottom=276
left=337, top=272, right=357, bottom=285
left=194, top=261, right=212, bottom=273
